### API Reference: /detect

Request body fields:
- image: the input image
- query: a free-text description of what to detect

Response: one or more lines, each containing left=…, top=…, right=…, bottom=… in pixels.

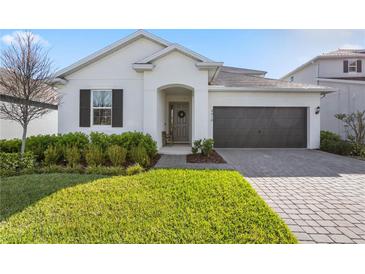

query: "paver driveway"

left=217, top=149, right=365, bottom=244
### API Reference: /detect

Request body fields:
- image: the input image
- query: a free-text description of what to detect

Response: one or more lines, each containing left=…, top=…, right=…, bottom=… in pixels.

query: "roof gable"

left=135, top=44, right=214, bottom=64
left=55, top=30, right=171, bottom=78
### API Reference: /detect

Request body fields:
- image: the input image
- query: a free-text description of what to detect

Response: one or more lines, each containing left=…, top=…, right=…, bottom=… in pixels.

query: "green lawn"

left=0, top=170, right=297, bottom=244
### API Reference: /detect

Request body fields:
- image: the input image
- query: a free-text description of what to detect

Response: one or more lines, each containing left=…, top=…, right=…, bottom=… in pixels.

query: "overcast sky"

left=0, top=29, right=364, bottom=78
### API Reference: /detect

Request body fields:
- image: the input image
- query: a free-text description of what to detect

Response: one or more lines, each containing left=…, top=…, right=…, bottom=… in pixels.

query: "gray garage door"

left=213, top=107, right=307, bottom=148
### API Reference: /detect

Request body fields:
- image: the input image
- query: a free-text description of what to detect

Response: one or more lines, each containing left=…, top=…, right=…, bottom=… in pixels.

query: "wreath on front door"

left=178, top=110, right=186, bottom=118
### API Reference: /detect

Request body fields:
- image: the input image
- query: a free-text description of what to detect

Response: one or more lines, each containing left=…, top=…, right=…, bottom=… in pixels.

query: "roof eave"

left=55, top=30, right=171, bottom=78
left=208, top=85, right=335, bottom=94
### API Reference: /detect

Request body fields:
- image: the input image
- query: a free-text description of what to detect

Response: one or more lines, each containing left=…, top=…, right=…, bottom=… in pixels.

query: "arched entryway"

left=157, top=84, right=193, bottom=148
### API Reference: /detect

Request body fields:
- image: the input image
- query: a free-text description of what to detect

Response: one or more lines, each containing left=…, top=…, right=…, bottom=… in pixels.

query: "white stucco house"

left=281, top=49, right=365, bottom=139
left=55, top=30, right=334, bottom=149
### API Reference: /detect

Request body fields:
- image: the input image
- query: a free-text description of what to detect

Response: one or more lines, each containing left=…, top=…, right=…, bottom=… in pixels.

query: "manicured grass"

left=0, top=170, right=297, bottom=244
left=0, top=173, right=106, bottom=222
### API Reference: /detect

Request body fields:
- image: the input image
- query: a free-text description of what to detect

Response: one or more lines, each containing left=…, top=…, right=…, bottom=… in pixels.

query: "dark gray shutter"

left=79, top=89, right=90, bottom=127
left=112, top=89, right=123, bottom=127
left=343, top=60, right=349, bottom=73
left=357, top=60, right=362, bottom=72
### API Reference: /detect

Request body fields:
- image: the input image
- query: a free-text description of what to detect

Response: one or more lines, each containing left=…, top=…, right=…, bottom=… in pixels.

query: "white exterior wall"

left=58, top=38, right=164, bottom=135
left=142, top=51, right=209, bottom=147
left=0, top=109, right=57, bottom=139
left=319, top=80, right=365, bottom=139
left=283, top=58, right=365, bottom=138
left=318, top=59, right=365, bottom=78
left=208, top=91, right=321, bottom=149
left=284, top=62, right=318, bottom=84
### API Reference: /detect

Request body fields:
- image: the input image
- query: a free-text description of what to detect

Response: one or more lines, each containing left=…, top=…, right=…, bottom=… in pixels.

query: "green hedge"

left=0, top=131, right=157, bottom=165
left=320, top=131, right=354, bottom=156
left=0, top=152, right=35, bottom=171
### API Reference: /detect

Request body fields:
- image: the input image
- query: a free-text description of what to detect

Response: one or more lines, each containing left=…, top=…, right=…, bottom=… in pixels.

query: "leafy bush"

left=44, top=145, right=62, bottom=166
left=56, top=132, right=89, bottom=151
left=64, top=146, right=81, bottom=168
left=201, top=139, right=214, bottom=156
left=0, top=139, right=21, bottom=153
left=129, top=144, right=150, bottom=167
left=320, top=131, right=353, bottom=155
left=192, top=139, right=202, bottom=154
left=85, top=145, right=104, bottom=167
left=0, top=152, right=35, bottom=171
left=126, top=164, right=144, bottom=176
left=110, top=132, right=157, bottom=158
left=25, top=134, right=59, bottom=161
left=192, top=139, right=214, bottom=156
left=90, top=132, right=110, bottom=151
left=335, top=111, right=365, bottom=145
left=107, top=145, right=127, bottom=166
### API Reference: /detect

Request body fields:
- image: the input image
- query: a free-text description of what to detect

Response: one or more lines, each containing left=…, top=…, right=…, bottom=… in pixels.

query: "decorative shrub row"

left=0, top=152, right=35, bottom=171
left=0, top=131, right=157, bottom=166
left=0, top=163, right=144, bottom=177
left=320, top=131, right=365, bottom=157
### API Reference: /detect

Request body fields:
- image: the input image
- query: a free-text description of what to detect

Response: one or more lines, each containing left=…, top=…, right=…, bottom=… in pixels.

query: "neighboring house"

left=55, top=30, right=333, bottom=149
left=0, top=69, right=58, bottom=140
left=281, top=49, right=365, bottom=139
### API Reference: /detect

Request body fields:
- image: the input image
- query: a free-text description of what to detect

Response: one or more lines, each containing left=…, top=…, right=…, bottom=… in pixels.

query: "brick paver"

left=217, top=149, right=365, bottom=244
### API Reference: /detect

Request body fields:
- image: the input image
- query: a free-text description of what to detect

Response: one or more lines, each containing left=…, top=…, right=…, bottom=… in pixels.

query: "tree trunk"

left=21, top=123, right=28, bottom=154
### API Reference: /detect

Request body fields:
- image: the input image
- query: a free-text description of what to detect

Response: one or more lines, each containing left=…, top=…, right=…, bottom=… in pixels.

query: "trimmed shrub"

left=0, top=139, right=21, bottom=153
left=320, top=131, right=353, bottom=155
left=201, top=138, right=214, bottom=156
left=126, top=164, right=144, bottom=176
left=0, top=152, right=35, bottom=171
left=90, top=132, right=110, bottom=151
left=192, top=139, right=202, bottom=154
left=26, top=134, right=59, bottom=161
left=107, top=145, right=127, bottom=166
left=129, top=144, right=150, bottom=167
left=85, top=145, right=104, bottom=167
left=64, top=146, right=81, bottom=168
left=44, top=145, right=62, bottom=166
left=110, top=132, right=157, bottom=158
left=192, top=139, right=214, bottom=156
left=56, top=132, right=89, bottom=150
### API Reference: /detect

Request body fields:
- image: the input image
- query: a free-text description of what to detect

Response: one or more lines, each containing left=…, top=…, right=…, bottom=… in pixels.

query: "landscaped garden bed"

left=0, top=131, right=159, bottom=177
left=187, top=150, right=226, bottom=163
left=0, top=170, right=297, bottom=244
left=187, top=138, right=226, bottom=164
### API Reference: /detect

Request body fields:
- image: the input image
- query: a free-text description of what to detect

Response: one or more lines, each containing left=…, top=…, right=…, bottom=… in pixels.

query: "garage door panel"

left=213, top=107, right=307, bottom=148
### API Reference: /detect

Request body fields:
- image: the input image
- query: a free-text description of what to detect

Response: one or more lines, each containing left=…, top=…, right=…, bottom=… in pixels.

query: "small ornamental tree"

left=0, top=31, right=57, bottom=154
left=335, top=111, right=365, bottom=145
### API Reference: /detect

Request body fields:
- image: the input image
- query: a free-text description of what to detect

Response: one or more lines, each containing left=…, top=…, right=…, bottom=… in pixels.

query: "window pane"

left=93, top=91, right=112, bottom=107
left=93, top=109, right=111, bottom=125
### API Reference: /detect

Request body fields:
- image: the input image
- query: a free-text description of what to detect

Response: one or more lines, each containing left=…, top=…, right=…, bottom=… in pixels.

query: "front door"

left=170, top=102, right=189, bottom=143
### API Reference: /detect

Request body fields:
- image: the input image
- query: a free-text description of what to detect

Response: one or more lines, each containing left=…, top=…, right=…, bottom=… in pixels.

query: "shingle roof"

left=281, top=48, right=365, bottom=80
left=320, top=49, right=365, bottom=58
left=219, top=66, right=267, bottom=76
left=211, top=66, right=332, bottom=91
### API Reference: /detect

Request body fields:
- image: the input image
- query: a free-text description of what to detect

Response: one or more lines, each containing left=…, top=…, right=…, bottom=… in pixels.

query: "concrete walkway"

left=217, top=148, right=365, bottom=244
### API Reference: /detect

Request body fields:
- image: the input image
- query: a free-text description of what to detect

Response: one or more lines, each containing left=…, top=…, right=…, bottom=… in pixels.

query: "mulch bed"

left=186, top=150, right=226, bottom=164
left=149, top=154, right=161, bottom=168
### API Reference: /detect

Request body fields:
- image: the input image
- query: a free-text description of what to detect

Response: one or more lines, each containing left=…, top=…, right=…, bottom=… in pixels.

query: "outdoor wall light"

left=315, top=106, right=320, bottom=114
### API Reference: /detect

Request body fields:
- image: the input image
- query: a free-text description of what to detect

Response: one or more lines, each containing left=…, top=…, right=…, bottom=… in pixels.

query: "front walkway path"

left=217, top=148, right=365, bottom=244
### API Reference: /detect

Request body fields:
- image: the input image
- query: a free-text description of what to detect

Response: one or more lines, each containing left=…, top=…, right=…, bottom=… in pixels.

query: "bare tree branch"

left=0, top=31, right=58, bottom=154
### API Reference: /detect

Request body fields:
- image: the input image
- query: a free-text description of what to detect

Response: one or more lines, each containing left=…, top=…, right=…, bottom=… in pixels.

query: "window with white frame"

left=92, top=90, right=112, bottom=125
left=348, top=60, right=358, bottom=72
